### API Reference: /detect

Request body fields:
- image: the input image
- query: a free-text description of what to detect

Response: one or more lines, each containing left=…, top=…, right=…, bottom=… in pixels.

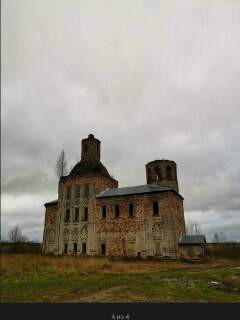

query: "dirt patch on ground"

left=223, top=276, right=240, bottom=289
left=65, top=286, right=129, bottom=302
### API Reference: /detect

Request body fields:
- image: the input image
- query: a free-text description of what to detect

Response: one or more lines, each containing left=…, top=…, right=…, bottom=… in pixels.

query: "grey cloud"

left=2, top=169, right=56, bottom=196
left=2, top=0, right=240, bottom=241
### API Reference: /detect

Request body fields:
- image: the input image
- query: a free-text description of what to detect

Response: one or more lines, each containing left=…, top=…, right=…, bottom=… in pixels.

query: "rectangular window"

left=101, top=243, right=106, bottom=255
left=129, top=203, right=134, bottom=217
left=83, top=207, right=88, bottom=221
left=115, top=205, right=120, bottom=218
left=84, top=183, right=89, bottom=197
left=153, top=201, right=159, bottom=215
left=102, top=206, right=107, bottom=219
left=75, top=185, right=80, bottom=198
left=66, top=186, right=71, bottom=199
left=74, top=208, right=79, bottom=222
left=65, top=209, right=70, bottom=222
left=64, top=243, right=68, bottom=254
left=82, top=243, right=86, bottom=254
left=73, top=242, right=77, bottom=254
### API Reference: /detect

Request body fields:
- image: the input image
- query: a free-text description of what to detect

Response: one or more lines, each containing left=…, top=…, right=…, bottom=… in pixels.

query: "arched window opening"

left=147, top=169, right=152, bottom=183
left=156, top=167, right=162, bottom=181
left=166, top=166, right=173, bottom=180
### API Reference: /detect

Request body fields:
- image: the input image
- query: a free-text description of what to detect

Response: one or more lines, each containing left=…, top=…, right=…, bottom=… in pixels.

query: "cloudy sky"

left=2, top=0, right=240, bottom=242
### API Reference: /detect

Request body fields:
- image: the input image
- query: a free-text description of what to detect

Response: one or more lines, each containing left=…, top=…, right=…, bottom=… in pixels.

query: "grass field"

left=0, top=254, right=240, bottom=303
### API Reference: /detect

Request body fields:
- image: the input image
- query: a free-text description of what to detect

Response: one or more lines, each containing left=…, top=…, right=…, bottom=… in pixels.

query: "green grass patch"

left=1, top=254, right=240, bottom=303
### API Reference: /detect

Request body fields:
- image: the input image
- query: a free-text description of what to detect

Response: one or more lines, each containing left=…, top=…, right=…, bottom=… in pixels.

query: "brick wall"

left=96, top=191, right=185, bottom=258
left=43, top=175, right=118, bottom=255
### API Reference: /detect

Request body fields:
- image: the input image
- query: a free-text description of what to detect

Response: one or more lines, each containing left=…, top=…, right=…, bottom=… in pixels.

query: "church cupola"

left=81, top=134, right=101, bottom=161
left=70, top=134, right=117, bottom=182
left=145, top=159, right=179, bottom=192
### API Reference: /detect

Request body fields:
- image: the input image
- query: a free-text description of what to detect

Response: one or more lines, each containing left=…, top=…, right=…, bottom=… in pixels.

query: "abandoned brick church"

left=43, top=134, right=186, bottom=258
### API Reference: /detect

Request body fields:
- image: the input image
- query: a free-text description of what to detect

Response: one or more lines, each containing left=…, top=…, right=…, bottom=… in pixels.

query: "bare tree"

left=212, top=231, right=228, bottom=243
left=186, top=219, right=202, bottom=235
left=219, top=231, right=228, bottom=242
left=212, top=232, right=220, bottom=243
left=55, top=150, right=68, bottom=178
left=8, top=226, right=28, bottom=243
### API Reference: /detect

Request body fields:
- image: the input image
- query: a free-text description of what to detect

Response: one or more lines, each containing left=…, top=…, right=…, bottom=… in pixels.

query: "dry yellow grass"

left=1, top=254, right=236, bottom=275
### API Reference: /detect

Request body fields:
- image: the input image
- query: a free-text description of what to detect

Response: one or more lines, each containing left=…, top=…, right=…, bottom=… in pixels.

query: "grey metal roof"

left=179, top=235, right=206, bottom=244
left=44, top=200, right=58, bottom=207
left=96, top=184, right=183, bottom=199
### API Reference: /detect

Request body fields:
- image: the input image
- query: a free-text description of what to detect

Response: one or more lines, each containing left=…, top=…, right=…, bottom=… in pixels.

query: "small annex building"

left=179, top=235, right=207, bottom=260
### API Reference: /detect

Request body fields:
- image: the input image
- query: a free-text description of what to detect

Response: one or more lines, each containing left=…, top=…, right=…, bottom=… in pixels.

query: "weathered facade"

left=43, top=134, right=186, bottom=258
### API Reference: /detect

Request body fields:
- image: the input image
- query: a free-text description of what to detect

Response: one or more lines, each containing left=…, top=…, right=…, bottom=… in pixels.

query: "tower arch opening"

left=156, top=166, right=162, bottom=181
left=145, top=159, right=179, bottom=192
left=166, top=166, right=173, bottom=180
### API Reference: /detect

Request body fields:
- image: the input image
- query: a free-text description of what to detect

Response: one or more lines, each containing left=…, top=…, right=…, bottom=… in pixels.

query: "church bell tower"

left=145, top=159, right=179, bottom=192
left=81, top=134, right=101, bottom=161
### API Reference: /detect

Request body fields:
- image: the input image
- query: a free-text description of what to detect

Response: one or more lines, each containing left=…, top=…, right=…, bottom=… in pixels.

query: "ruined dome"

left=69, top=159, right=114, bottom=180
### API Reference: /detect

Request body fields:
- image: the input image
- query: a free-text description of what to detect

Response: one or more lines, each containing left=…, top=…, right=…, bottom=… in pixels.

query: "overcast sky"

left=2, top=0, right=240, bottom=242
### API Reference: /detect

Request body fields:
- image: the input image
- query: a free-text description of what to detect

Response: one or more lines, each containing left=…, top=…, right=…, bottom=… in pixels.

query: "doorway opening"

left=101, top=243, right=106, bottom=255
left=82, top=243, right=86, bottom=255
left=73, top=242, right=77, bottom=254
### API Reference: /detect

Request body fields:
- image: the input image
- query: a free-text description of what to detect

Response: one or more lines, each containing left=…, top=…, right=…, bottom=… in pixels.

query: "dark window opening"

left=83, top=207, right=88, bottom=221
left=102, top=206, right=107, bottom=219
left=147, top=169, right=151, bottom=183
left=115, top=205, right=120, bottom=218
left=75, top=185, right=80, bottom=198
left=82, top=243, right=86, bottom=254
left=137, top=252, right=141, bottom=257
left=156, top=167, right=162, bottom=181
left=64, top=243, right=68, bottom=254
left=73, top=242, right=77, bottom=254
left=84, top=183, right=90, bottom=197
left=166, top=166, right=173, bottom=180
left=153, top=201, right=159, bottom=215
left=66, top=186, right=71, bottom=199
left=101, top=243, right=106, bottom=255
left=129, top=203, right=134, bottom=217
left=73, top=208, right=79, bottom=222
left=65, top=209, right=70, bottom=222
left=84, top=145, right=88, bottom=154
